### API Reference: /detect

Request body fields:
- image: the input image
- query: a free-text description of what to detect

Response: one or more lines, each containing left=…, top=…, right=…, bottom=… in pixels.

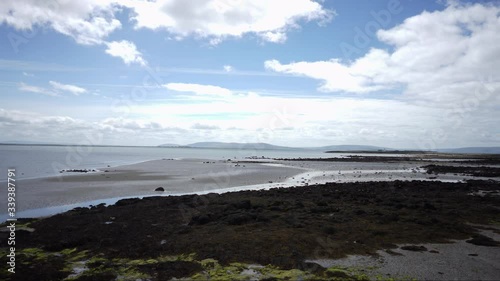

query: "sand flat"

left=0, top=158, right=305, bottom=212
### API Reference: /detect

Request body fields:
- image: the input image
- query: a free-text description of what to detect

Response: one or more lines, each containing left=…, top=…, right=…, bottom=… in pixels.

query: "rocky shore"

left=1, top=179, right=499, bottom=280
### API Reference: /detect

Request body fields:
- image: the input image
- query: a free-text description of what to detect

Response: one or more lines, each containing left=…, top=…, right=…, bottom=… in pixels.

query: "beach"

left=2, top=158, right=305, bottom=214
left=0, top=154, right=499, bottom=280
left=1, top=154, right=493, bottom=218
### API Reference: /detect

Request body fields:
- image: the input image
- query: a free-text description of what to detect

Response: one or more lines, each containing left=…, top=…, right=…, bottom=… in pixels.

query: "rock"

left=189, top=214, right=211, bottom=225
left=400, top=245, right=428, bottom=252
left=115, top=198, right=141, bottom=206
left=155, top=187, right=165, bottom=192
left=322, top=226, right=336, bottom=235
left=226, top=213, right=256, bottom=225
left=231, top=200, right=252, bottom=210
left=466, top=234, right=500, bottom=247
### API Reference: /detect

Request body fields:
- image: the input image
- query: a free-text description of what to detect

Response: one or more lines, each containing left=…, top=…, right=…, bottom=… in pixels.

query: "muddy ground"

left=1, top=179, right=499, bottom=280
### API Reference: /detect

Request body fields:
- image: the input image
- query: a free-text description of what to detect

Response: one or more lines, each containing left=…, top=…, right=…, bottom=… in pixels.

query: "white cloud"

left=121, top=90, right=499, bottom=148
left=260, top=31, right=287, bottom=43
left=3, top=80, right=499, bottom=147
left=265, top=2, right=500, bottom=105
left=0, top=0, right=332, bottom=66
left=49, top=81, right=87, bottom=95
left=19, top=82, right=58, bottom=97
left=164, top=83, right=233, bottom=97
left=0, top=0, right=121, bottom=45
left=19, top=81, right=87, bottom=97
left=22, top=72, right=34, bottom=77
left=102, top=118, right=183, bottom=133
left=105, top=40, right=147, bottom=66
left=191, top=123, right=220, bottom=130
left=124, top=0, right=334, bottom=43
left=265, top=51, right=389, bottom=93
left=223, top=65, right=233, bottom=72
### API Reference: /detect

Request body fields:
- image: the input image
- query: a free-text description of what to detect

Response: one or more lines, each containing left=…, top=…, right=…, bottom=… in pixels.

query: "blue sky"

left=0, top=0, right=499, bottom=148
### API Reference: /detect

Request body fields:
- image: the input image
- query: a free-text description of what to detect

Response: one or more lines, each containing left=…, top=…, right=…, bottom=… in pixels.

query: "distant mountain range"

left=157, top=142, right=500, bottom=154
left=159, top=142, right=293, bottom=150
left=2, top=141, right=498, bottom=154
left=316, top=145, right=387, bottom=151
left=159, top=142, right=387, bottom=151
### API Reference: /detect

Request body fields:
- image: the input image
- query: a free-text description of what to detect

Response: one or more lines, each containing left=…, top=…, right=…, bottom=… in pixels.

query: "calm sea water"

left=0, top=145, right=336, bottom=181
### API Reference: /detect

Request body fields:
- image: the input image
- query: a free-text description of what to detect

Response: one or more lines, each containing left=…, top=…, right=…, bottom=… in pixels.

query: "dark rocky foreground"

left=423, top=164, right=500, bottom=177
left=1, top=180, right=500, bottom=280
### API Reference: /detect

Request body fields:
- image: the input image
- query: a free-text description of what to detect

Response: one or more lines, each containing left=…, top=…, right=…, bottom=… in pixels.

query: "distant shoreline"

left=2, top=142, right=499, bottom=154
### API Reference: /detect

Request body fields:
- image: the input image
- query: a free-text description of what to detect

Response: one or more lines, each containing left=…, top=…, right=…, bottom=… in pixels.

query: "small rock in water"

left=155, top=187, right=165, bottom=192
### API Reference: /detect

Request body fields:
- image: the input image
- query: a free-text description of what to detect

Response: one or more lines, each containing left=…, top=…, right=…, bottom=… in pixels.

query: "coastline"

left=1, top=156, right=491, bottom=221
left=2, top=179, right=499, bottom=281
left=0, top=158, right=307, bottom=218
left=0, top=154, right=499, bottom=280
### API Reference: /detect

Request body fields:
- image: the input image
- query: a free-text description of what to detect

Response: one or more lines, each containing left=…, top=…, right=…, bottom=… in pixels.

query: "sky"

left=0, top=0, right=499, bottom=149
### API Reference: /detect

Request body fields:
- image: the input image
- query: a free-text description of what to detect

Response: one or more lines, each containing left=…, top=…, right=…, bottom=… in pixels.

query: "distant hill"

left=187, top=142, right=296, bottom=150
left=437, top=147, right=500, bottom=154
left=181, top=143, right=500, bottom=154
left=186, top=142, right=390, bottom=151
left=158, top=143, right=183, bottom=147
left=316, top=145, right=387, bottom=151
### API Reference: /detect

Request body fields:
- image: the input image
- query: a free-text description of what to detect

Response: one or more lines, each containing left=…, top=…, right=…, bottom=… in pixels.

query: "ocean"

left=0, top=144, right=334, bottom=181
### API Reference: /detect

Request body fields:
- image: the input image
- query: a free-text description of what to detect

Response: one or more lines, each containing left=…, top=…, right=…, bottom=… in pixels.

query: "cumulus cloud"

left=0, top=0, right=121, bottom=45
left=164, top=83, right=233, bottom=97
left=49, top=81, right=87, bottom=95
left=3, top=79, right=500, bottom=147
left=260, top=31, right=287, bottom=43
left=0, top=109, right=189, bottom=145
left=265, top=2, right=500, bottom=105
left=124, top=0, right=334, bottom=43
left=102, top=118, right=183, bottom=133
left=0, top=0, right=333, bottom=66
left=223, top=65, right=233, bottom=72
left=105, top=40, right=147, bottom=66
left=265, top=52, right=389, bottom=93
left=0, top=0, right=333, bottom=46
left=0, top=1, right=149, bottom=66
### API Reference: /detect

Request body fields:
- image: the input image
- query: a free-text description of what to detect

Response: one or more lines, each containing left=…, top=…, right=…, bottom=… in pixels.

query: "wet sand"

left=1, top=157, right=490, bottom=217
left=0, top=158, right=306, bottom=213
left=1, top=156, right=496, bottom=220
